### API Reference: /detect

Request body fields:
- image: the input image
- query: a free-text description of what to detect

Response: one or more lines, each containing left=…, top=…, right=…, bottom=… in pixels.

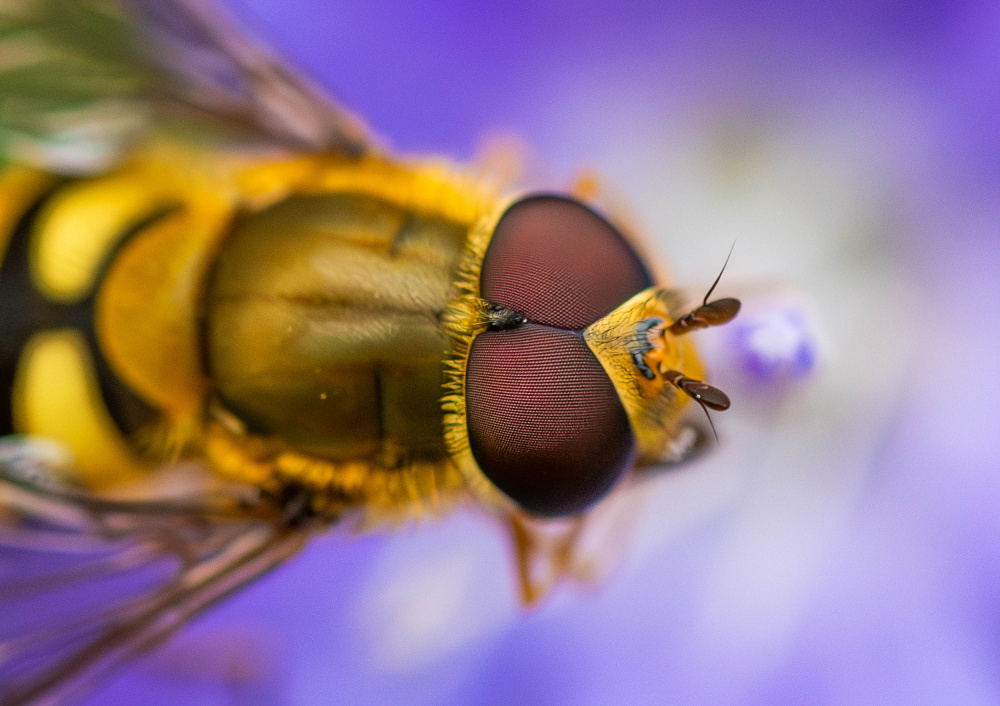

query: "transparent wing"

left=0, top=439, right=308, bottom=706
left=0, top=0, right=373, bottom=173
left=130, top=0, right=373, bottom=154
left=0, top=0, right=150, bottom=172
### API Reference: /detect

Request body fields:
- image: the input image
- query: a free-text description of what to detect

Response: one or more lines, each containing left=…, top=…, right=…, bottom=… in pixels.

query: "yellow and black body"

left=0, top=149, right=482, bottom=523
left=0, top=2, right=742, bottom=700
left=0, top=143, right=718, bottom=524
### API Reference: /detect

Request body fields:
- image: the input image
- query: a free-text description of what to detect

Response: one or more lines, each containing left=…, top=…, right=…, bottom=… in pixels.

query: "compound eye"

left=465, top=324, right=636, bottom=517
left=481, top=196, right=653, bottom=330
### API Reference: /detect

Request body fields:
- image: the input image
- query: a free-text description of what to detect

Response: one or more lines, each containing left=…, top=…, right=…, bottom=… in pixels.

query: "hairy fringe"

left=438, top=197, right=516, bottom=510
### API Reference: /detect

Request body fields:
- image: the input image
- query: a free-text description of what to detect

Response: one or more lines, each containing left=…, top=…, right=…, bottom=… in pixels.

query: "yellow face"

left=442, top=195, right=738, bottom=519
left=583, top=287, right=707, bottom=463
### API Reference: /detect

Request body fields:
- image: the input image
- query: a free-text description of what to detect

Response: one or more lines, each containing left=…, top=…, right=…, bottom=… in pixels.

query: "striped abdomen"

left=0, top=160, right=231, bottom=486
left=0, top=156, right=479, bottom=491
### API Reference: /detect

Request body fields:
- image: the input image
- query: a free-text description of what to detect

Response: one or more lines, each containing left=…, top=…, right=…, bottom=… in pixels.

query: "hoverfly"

left=0, top=0, right=740, bottom=703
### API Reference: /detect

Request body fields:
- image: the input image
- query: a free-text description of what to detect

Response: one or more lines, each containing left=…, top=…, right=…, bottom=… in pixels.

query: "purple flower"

left=75, top=0, right=1000, bottom=704
left=732, top=307, right=818, bottom=385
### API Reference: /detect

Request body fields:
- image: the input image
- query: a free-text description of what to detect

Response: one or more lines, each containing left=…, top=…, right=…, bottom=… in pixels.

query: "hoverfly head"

left=454, top=195, right=653, bottom=517
left=445, top=195, right=739, bottom=518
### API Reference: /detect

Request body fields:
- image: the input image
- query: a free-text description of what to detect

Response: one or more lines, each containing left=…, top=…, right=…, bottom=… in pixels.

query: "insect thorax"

left=205, top=191, right=467, bottom=462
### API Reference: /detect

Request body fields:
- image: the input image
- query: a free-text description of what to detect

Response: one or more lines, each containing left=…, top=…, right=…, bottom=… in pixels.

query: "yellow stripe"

left=30, top=172, right=172, bottom=303
left=12, top=329, right=150, bottom=489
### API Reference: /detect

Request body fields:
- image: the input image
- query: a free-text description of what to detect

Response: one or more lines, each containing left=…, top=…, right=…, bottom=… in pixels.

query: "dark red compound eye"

left=481, top=195, right=653, bottom=331
left=466, top=325, right=636, bottom=517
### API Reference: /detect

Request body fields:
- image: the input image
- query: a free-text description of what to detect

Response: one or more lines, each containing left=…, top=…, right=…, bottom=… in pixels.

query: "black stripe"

left=0, top=187, right=65, bottom=435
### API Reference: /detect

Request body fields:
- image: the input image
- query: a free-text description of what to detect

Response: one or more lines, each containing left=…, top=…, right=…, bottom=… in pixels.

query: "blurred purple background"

left=89, top=1, right=1000, bottom=704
